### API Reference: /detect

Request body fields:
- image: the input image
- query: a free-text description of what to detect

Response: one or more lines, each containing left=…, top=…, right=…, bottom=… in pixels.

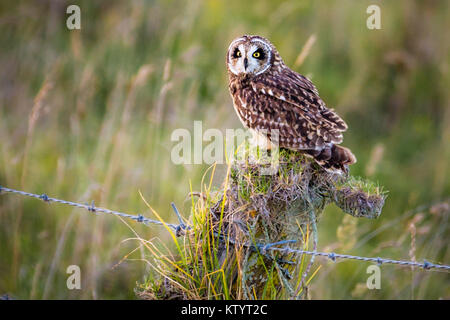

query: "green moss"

left=337, top=176, right=388, bottom=198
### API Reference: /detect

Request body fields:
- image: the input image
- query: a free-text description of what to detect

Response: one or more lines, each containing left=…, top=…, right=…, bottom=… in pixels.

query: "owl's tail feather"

left=306, top=145, right=357, bottom=174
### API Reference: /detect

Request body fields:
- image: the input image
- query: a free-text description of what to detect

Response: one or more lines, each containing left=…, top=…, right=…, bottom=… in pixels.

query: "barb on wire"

left=171, top=201, right=191, bottom=236
left=1, top=185, right=449, bottom=272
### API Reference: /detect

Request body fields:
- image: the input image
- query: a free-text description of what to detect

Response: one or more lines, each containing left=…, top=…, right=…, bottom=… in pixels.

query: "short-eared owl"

left=226, top=35, right=356, bottom=173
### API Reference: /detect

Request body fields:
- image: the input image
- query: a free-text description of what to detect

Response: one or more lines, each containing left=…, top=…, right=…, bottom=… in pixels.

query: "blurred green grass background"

left=0, top=0, right=449, bottom=299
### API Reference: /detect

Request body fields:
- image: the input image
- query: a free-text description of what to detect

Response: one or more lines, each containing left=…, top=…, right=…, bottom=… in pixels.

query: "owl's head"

left=226, top=35, right=280, bottom=77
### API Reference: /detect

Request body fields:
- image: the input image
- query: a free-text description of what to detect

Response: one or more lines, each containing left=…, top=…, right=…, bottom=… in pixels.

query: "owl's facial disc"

left=227, top=37, right=271, bottom=76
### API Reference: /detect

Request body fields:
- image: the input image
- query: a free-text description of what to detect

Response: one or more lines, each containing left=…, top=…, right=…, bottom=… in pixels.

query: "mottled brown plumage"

left=226, top=35, right=356, bottom=173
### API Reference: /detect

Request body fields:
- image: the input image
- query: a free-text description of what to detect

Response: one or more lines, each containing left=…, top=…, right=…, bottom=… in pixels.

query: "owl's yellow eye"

left=233, top=49, right=242, bottom=58
left=252, top=49, right=265, bottom=59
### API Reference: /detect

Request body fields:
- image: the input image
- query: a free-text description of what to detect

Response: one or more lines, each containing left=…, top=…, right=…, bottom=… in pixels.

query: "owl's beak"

left=243, top=57, right=248, bottom=71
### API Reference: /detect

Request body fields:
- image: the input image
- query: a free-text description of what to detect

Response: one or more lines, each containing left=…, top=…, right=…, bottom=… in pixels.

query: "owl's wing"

left=238, top=87, right=341, bottom=150
left=251, top=68, right=348, bottom=134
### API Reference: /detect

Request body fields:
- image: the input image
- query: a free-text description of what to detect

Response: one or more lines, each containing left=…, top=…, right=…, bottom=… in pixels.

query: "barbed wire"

left=1, top=185, right=449, bottom=272
left=0, top=185, right=183, bottom=232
